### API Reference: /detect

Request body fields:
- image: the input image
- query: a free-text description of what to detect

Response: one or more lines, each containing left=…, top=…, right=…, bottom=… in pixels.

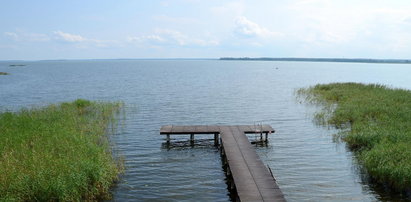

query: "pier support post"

left=190, top=134, right=195, bottom=147
left=166, top=134, right=170, bottom=142
left=265, top=132, right=268, bottom=142
left=214, top=133, right=219, bottom=145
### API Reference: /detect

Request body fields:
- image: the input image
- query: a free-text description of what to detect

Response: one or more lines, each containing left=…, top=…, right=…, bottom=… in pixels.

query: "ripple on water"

left=1, top=60, right=411, bottom=201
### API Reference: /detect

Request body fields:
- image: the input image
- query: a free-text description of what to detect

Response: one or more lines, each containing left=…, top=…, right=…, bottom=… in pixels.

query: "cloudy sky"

left=1, top=0, right=411, bottom=60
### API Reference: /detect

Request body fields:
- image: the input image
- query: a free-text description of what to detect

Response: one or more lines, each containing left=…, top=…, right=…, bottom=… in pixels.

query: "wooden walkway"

left=160, top=125, right=286, bottom=202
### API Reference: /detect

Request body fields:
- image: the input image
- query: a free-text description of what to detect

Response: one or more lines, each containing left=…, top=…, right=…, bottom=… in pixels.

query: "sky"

left=1, top=0, right=411, bottom=60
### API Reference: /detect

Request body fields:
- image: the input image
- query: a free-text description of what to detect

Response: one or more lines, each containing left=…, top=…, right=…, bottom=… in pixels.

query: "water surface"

left=1, top=60, right=411, bottom=201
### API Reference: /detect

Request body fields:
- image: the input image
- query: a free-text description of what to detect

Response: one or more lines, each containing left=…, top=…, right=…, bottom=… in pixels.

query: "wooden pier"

left=160, top=125, right=286, bottom=202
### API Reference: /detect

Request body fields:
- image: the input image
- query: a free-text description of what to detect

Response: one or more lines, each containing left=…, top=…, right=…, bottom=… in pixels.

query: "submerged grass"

left=298, top=83, right=411, bottom=192
left=0, top=99, right=123, bottom=201
left=0, top=72, right=8, bottom=75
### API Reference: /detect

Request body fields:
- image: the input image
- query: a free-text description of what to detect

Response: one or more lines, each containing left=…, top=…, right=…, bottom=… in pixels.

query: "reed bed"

left=0, top=99, right=123, bottom=201
left=298, top=83, right=411, bottom=192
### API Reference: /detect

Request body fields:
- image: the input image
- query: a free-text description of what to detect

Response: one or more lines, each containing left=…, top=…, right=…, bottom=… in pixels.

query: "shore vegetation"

left=0, top=99, right=123, bottom=201
left=298, top=83, right=411, bottom=193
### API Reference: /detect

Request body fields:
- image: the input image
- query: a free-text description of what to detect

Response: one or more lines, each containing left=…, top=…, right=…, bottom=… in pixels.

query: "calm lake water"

left=1, top=60, right=411, bottom=201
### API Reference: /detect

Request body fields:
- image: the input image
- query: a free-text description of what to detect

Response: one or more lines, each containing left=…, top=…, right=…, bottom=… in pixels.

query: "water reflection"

left=161, top=135, right=270, bottom=150
left=161, top=139, right=217, bottom=150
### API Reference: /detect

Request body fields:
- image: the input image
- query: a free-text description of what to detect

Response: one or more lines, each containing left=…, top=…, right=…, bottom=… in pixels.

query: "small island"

left=0, top=72, right=9, bottom=75
left=9, top=64, right=26, bottom=67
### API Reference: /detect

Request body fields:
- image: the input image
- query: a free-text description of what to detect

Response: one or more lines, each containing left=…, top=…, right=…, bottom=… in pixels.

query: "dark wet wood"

left=160, top=125, right=285, bottom=202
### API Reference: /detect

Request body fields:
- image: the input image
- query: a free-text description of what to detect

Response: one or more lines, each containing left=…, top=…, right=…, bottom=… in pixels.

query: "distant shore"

left=220, top=57, right=411, bottom=64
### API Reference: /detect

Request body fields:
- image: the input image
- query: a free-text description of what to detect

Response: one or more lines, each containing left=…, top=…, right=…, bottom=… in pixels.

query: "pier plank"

left=183, top=125, right=196, bottom=133
left=195, top=125, right=208, bottom=133
left=160, top=125, right=173, bottom=133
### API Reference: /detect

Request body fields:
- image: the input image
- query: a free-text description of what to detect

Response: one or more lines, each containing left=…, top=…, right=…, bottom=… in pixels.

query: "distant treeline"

left=220, top=57, right=411, bottom=64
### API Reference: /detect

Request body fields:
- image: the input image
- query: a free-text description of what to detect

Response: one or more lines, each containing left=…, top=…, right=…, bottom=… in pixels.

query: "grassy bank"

left=298, top=83, right=411, bottom=192
left=0, top=99, right=123, bottom=201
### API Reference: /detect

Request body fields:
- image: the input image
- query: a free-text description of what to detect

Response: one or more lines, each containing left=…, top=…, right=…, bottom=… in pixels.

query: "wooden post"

left=190, top=134, right=194, bottom=142
left=265, top=132, right=268, bottom=142
left=166, top=134, right=170, bottom=142
left=214, top=133, right=219, bottom=145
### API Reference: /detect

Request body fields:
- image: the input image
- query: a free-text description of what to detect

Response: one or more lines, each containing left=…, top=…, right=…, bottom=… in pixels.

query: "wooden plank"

left=160, top=125, right=172, bottom=134
left=244, top=125, right=259, bottom=133
left=171, top=125, right=185, bottom=133
left=222, top=126, right=262, bottom=201
left=195, top=125, right=208, bottom=133
left=242, top=124, right=274, bottom=134
left=219, top=127, right=263, bottom=201
left=261, top=124, right=275, bottom=133
left=207, top=125, right=220, bottom=133
left=160, top=125, right=274, bottom=134
left=237, top=125, right=251, bottom=133
left=224, top=125, right=285, bottom=202
left=183, top=126, right=196, bottom=133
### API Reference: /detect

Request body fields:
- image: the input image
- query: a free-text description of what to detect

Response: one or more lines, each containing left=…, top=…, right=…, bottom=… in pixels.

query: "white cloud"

left=53, top=31, right=86, bottom=42
left=127, top=34, right=168, bottom=44
left=288, top=0, right=411, bottom=46
left=4, top=31, right=50, bottom=42
left=128, top=29, right=219, bottom=47
left=52, top=31, right=116, bottom=48
left=234, top=16, right=283, bottom=39
left=27, top=33, right=50, bottom=42
left=4, top=32, right=19, bottom=40
left=156, top=29, right=187, bottom=45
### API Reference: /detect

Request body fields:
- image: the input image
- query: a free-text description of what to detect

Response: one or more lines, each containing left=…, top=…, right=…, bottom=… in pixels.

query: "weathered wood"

left=160, top=125, right=172, bottom=134
left=214, top=133, right=219, bottom=145
left=159, top=125, right=285, bottom=202
left=160, top=125, right=274, bottom=134
left=171, top=125, right=184, bottom=133
left=195, top=125, right=208, bottom=133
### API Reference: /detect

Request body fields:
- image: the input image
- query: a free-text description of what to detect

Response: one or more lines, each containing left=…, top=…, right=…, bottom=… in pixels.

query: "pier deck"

left=160, top=125, right=285, bottom=202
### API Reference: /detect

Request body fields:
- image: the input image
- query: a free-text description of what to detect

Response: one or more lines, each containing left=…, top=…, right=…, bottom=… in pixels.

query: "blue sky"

left=1, top=0, right=411, bottom=60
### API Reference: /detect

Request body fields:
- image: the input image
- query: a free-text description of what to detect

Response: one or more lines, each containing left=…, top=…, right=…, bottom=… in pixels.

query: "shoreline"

left=221, top=57, right=411, bottom=64
left=298, top=83, right=411, bottom=197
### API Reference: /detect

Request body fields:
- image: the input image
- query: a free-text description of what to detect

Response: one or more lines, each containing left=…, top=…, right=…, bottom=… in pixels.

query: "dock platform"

left=160, top=125, right=286, bottom=202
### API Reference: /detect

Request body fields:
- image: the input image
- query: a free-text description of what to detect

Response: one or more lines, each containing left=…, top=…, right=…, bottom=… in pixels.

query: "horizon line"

left=1, top=56, right=411, bottom=63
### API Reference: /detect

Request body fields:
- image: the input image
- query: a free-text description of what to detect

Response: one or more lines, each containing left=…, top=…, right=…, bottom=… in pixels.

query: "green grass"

left=298, top=83, right=411, bottom=192
left=0, top=72, right=8, bottom=75
left=0, top=99, right=123, bottom=201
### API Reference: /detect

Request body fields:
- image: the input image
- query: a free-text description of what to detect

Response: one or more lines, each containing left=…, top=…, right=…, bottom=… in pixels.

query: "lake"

left=1, top=59, right=411, bottom=201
